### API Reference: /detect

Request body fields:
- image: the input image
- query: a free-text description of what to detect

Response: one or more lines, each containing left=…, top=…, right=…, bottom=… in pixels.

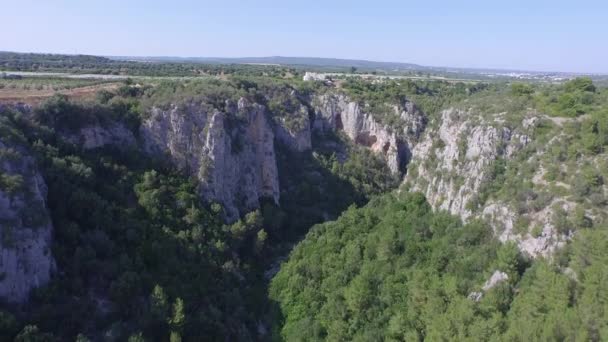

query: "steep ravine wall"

left=404, top=108, right=568, bottom=257
left=0, top=137, right=55, bottom=303
left=46, top=91, right=419, bottom=223
left=140, top=92, right=426, bottom=221
left=141, top=98, right=280, bottom=222
left=406, top=108, right=531, bottom=219
left=311, top=93, right=425, bottom=174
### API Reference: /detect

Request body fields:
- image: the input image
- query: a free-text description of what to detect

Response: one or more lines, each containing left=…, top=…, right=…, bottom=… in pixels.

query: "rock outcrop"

left=404, top=108, right=573, bottom=257
left=406, top=108, right=530, bottom=219
left=0, top=136, right=55, bottom=303
left=482, top=199, right=571, bottom=257
left=312, top=94, right=425, bottom=174
left=273, top=103, right=312, bottom=152
left=139, top=91, right=425, bottom=220
left=302, top=72, right=328, bottom=82
left=468, top=270, right=509, bottom=301
left=141, top=99, right=279, bottom=221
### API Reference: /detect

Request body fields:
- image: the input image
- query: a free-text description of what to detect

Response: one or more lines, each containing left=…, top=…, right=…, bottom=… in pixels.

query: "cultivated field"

left=0, top=76, right=121, bottom=105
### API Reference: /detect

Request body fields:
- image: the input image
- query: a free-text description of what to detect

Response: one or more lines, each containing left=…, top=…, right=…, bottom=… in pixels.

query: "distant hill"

left=109, top=55, right=428, bottom=71
left=2, top=51, right=606, bottom=84
left=108, top=55, right=603, bottom=79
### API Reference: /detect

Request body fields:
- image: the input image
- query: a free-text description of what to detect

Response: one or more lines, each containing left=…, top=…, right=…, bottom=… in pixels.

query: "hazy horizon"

left=4, top=0, right=608, bottom=73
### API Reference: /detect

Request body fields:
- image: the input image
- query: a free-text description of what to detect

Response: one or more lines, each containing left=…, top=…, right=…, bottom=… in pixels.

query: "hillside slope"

left=270, top=191, right=608, bottom=341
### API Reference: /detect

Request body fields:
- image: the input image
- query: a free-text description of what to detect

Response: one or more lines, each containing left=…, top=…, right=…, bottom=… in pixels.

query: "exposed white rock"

left=141, top=102, right=210, bottom=170
left=139, top=91, right=426, bottom=221
left=202, top=99, right=280, bottom=221
left=273, top=104, right=312, bottom=152
left=469, top=270, right=509, bottom=302
left=406, top=108, right=527, bottom=219
left=404, top=108, right=574, bottom=257
left=483, top=198, right=570, bottom=258
left=468, top=291, right=483, bottom=301
left=397, top=101, right=427, bottom=147
left=141, top=99, right=279, bottom=221
left=312, top=94, right=425, bottom=174
left=0, top=140, right=55, bottom=303
left=482, top=270, right=509, bottom=291
left=522, top=116, right=539, bottom=129
left=303, top=72, right=327, bottom=82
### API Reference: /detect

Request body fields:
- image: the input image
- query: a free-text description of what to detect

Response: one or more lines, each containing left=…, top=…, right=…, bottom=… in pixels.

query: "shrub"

left=511, top=83, right=534, bottom=96
left=0, top=173, right=24, bottom=194
left=564, top=77, right=596, bottom=93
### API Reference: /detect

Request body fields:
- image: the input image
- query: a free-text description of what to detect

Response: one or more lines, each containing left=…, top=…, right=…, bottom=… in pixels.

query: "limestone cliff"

left=139, top=91, right=424, bottom=220
left=0, top=135, right=55, bottom=303
left=311, top=93, right=425, bottom=174
left=404, top=108, right=580, bottom=257
left=141, top=98, right=279, bottom=221
left=273, top=103, right=312, bottom=152
left=201, top=99, right=280, bottom=221
left=406, top=108, right=530, bottom=219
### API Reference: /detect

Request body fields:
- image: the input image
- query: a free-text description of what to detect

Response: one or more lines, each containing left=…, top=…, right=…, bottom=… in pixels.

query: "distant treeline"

left=0, top=51, right=301, bottom=78
left=0, top=51, right=469, bottom=79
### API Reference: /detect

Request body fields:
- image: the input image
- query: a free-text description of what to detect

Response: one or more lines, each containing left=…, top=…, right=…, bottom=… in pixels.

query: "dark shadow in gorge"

left=254, top=129, right=401, bottom=339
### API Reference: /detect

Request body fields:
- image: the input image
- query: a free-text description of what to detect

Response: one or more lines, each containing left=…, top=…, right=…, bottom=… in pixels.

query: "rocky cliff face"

left=16, top=88, right=575, bottom=259
left=404, top=108, right=573, bottom=257
left=311, top=93, right=425, bottom=174
left=141, top=98, right=279, bottom=221
left=273, top=103, right=312, bottom=152
left=202, top=99, right=280, bottom=221
left=139, top=92, right=425, bottom=220
left=0, top=136, right=55, bottom=303
left=406, top=108, right=530, bottom=219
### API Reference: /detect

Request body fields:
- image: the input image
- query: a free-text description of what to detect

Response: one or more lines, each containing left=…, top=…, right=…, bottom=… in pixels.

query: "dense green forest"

left=270, top=191, right=608, bottom=341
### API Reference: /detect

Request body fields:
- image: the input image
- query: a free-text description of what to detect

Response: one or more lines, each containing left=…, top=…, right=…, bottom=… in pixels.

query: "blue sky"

left=3, top=0, right=608, bottom=72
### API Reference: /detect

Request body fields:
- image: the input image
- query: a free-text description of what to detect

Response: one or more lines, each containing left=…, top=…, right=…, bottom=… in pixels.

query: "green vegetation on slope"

left=536, top=77, right=606, bottom=118
left=466, top=79, right=608, bottom=231
left=340, top=77, right=489, bottom=127
left=270, top=191, right=608, bottom=341
left=0, top=105, right=271, bottom=341
left=401, top=77, right=608, bottom=238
